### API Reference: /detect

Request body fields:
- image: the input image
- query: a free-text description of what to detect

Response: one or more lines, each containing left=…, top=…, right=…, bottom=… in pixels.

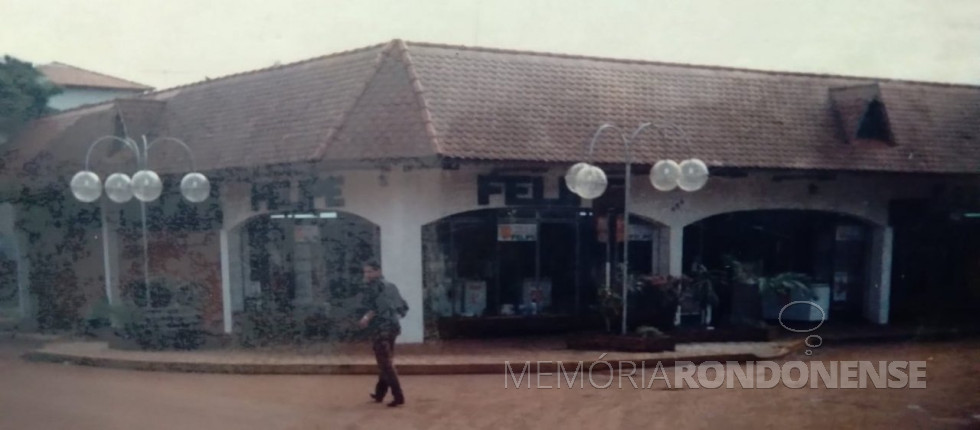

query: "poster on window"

left=522, top=278, right=552, bottom=309
left=498, top=223, right=537, bottom=241
left=461, top=280, right=486, bottom=316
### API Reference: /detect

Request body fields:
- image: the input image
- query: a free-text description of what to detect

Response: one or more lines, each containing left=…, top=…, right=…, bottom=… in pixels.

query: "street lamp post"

left=565, top=122, right=709, bottom=335
left=69, top=135, right=211, bottom=305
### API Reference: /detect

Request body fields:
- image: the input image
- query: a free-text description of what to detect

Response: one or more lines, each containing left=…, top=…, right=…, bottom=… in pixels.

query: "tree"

left=0, top=55, right=62, bottom=145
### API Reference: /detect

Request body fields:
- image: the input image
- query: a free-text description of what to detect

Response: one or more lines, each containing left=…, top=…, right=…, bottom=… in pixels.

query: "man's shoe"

left=370, top=393, right=384, bottom=403
left=387, top=399, right=404, bottom=407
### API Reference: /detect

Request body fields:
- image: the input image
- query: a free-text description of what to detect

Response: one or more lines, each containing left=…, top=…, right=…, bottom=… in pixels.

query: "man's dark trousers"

left=372, top=329, right=403, bottom=402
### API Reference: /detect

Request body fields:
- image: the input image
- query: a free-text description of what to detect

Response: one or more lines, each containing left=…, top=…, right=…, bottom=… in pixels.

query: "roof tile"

left=405, top=42, right=980, bottom=173
left=5, top=40, right=980, bottom=187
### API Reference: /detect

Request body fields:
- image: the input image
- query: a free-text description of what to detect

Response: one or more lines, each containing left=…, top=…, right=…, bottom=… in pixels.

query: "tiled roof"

left=37, top=62, right=152, bottom=91
left=143, top=42, right=392, bottom=173
left=405, top=42, right=980, bottom=173
left=3, top=43, right=395, bottom=182
left=5, top=40, right=980, bottom=187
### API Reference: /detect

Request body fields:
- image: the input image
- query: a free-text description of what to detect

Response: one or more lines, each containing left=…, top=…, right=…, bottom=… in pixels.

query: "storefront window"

left=424, top=208, right=663, bottom=320
left=242, top=211, right=380, bottom=313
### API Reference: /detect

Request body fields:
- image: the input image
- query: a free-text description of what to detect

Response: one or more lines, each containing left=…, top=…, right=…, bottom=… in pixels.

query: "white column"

left=227, top=228, right=244, bottom=312
left=668, top=225, right=684, bottom=277
left=864, top=226, right=893, bottom=324
left=379, top=214, right=424, bottom=344
left=220, top=228, right=233, bottom=334
left=100, top=203, right=120, bottom=306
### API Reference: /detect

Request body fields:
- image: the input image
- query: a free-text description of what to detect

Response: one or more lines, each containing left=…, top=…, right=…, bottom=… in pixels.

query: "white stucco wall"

left=628, top=172, right=922, bottom=228
left=217, top=164, right=972, bottom=342
left=219, top=166, right=521, bottom=342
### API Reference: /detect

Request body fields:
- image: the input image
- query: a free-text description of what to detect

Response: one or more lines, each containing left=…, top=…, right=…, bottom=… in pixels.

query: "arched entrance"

left=232, top=210, right=380, bottom=340
left=889, top=200, right=980, bottom=324
left=683, top=209, right=876, bottom=325
left=421, top=207, right=666, bottom=338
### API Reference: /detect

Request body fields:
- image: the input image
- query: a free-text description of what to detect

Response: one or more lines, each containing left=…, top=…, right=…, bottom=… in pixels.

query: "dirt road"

left=1, top=338, right=978, bottom=429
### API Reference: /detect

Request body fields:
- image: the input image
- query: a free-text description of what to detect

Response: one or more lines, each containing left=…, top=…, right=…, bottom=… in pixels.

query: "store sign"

left=477, top=175, right=579, bottom=207
left=498, top=223, right=538, bottom=241
left=251, top=176, right=345, bottom=211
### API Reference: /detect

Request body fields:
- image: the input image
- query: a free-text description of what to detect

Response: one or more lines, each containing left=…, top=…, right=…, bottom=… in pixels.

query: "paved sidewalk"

left=23, top=337, right=798, bottom=375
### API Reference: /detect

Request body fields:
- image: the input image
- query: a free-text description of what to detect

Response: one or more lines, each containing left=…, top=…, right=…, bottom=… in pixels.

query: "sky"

left=1, top=0, right=979, bottom=90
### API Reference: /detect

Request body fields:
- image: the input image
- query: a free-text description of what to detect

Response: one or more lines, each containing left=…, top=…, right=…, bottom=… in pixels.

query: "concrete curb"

left=21, top=343, right=798, bottom=375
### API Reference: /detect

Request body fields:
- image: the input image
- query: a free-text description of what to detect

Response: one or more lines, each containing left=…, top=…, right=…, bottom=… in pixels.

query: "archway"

left=421, top=206, right=666, bottom=338
left=683, top=209, right=876, bottom=325
left=231, top=209, right=380, bottom=341
left=889, top=200, right=980, bottom=324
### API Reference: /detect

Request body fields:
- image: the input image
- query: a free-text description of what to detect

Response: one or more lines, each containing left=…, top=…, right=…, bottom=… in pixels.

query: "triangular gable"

left=829, top=84, right=894, bottom=145
left=855, top=99, right=894, bottom=143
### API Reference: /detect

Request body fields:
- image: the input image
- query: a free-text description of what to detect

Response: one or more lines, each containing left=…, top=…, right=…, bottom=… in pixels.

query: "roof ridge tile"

left=394, top=40, right=444, bottom=155
left=144, top=41, right=392, bottom=97
left=311, top=40, right=399, bottom=160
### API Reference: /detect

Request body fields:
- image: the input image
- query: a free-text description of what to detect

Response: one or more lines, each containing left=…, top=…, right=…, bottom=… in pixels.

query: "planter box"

left=566, top=332, right=676, bottom=352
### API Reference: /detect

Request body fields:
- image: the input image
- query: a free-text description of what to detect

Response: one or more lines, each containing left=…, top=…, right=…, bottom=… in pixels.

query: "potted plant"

left=723, top=255, right=765, bottom=326
left=678, top=262, right=722, bottom=326
left=757, top=272, right=816, bottom=320
left=632, top=274, right=681, bottom=331
left=721, top=255, right=817, bottom=335
left=566, top=277, right=676, bottom=353
left=597, top=287, right=622, bottom=334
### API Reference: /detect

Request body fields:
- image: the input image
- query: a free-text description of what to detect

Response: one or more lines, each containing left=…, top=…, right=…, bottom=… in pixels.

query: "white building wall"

left=218, top=164, right=971, bottom=342
left=219, top=166, right=510, bottom=342
left=628, top=172, right=912, bottom=229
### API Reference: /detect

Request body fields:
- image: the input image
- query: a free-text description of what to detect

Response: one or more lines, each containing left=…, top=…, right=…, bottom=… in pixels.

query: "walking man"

left=358, top=260, right=409, bottom=407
